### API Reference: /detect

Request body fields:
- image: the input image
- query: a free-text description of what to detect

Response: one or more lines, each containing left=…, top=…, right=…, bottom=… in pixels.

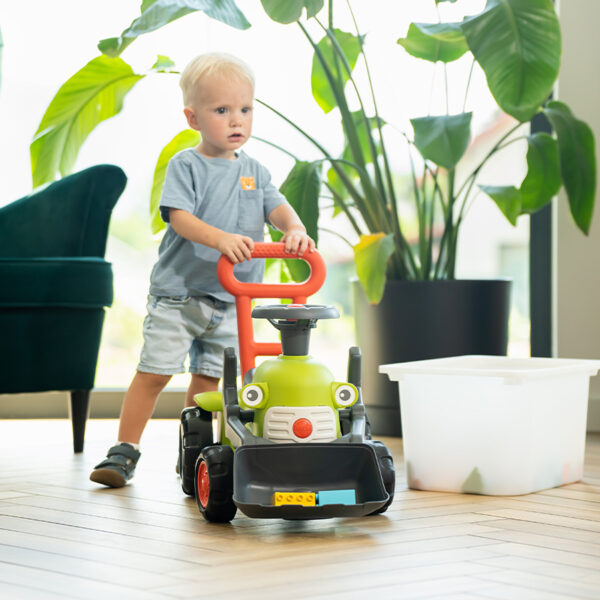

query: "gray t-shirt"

left=149, top=149, right=288, bottom=302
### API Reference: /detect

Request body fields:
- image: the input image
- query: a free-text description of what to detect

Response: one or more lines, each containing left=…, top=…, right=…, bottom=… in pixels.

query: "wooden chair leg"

left=70, top=389, right=90, bottom=453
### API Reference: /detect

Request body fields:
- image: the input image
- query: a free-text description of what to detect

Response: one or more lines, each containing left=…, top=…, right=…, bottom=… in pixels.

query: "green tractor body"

left=179, top=282, right=395, bottom=521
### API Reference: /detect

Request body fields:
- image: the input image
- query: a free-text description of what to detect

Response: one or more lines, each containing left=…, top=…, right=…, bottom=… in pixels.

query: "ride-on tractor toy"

left=178, top=242, right=395, bottom=522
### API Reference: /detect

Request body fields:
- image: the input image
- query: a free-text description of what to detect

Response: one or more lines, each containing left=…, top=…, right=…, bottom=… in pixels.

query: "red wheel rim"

left=197, top=460, right=209, bottom=508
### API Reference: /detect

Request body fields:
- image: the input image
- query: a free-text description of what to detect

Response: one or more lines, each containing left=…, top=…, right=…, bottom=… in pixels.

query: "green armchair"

left=0, top=164, right=127, bottom=452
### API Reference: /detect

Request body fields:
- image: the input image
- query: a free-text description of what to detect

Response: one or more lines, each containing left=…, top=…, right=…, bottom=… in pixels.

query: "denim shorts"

left=137, top=295, right=238, bottom=378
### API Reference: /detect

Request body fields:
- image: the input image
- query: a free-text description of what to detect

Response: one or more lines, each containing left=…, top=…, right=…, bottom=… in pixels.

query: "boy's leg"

left=118, top=371, right=172, bottom=443
left=90, top=371, right=170, bottom=488
left=92, top=293, right=196, bottom=488
left=185, top=373, right=219, bottom=408
left=186, top=299, right=237, bottom=412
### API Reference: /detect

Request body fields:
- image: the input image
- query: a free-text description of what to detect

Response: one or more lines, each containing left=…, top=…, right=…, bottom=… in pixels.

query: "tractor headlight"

left=332, top=383, right=358, bottom=408
left=239, top=383, right=268, bottom=409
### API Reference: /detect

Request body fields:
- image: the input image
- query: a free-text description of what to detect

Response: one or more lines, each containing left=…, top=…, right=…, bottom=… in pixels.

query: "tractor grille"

left=263, top=406, right=337, bottom=443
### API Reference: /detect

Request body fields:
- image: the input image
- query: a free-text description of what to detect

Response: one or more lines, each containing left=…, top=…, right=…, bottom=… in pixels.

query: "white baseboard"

left=2, top=390, right=599, bottom=432
left=0, top=390, right=186, bottom=419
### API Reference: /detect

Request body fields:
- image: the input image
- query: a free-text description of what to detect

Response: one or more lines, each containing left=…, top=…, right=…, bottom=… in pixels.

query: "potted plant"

left=30, top=0, right=596, bottom=434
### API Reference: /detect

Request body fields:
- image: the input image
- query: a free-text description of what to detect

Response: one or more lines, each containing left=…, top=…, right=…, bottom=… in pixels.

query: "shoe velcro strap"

left=94, top=455, right=131, bottom=470
left=106, top=444, right=140, bottom=462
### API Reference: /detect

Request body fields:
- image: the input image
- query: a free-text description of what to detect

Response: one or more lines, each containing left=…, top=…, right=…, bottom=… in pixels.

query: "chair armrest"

left=0, top=257, right=113, bottom=308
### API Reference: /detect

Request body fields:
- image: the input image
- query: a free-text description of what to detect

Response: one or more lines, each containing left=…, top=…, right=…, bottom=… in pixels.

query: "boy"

left=90, top=53, right=314, bottom=487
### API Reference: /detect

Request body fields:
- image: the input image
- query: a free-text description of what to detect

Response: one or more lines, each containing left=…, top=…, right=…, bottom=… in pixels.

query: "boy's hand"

left=216, top=233, right=254, bottom=263
left=281, top=227, right=315, bottom=257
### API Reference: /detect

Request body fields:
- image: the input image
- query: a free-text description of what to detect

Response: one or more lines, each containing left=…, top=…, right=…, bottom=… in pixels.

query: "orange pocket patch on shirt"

left=240, top=176, right=256, bottom=190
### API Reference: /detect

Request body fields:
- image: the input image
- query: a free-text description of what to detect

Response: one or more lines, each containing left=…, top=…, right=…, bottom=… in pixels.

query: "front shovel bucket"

left=233, top=443, right=389, bottom=519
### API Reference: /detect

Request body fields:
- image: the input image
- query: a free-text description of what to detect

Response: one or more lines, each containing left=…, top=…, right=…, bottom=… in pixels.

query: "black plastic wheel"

left=194, top=445, right=237, bottom=523
left=179, top=406, right=213, bottom=496
left=368, top=440, right=395, bottom=515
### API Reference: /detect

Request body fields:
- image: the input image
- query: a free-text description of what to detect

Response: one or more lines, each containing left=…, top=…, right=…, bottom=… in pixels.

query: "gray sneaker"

left=90, top=443, right=141, bottom=488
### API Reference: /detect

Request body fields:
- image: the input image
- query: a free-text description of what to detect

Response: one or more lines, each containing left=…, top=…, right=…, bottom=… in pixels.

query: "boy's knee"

left=136, top=371, right=172, bottom=390
left=191, top=373, right=219, bottom=383
left=189, top=373, right=220, bottom=394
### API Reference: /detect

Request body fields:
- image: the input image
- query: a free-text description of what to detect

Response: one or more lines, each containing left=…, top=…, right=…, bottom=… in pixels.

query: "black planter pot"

left=353, top=279, right=512, bottom=436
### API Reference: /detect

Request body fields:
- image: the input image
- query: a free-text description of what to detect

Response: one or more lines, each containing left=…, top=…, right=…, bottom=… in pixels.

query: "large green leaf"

left=151, top=129, right=201, bottom=234
left=354, top=233, right=394, bottom=304
left=461, top=0, right=561, bottom=123
left=480, top=133, right=562, bottom=224
left=398, top=22, right=468, bottom=63
left=151, top=55, right=177, bottom=73
left=142, top=0, right=163, bottom=10
left=312, top=29, right=362, bottom=114
left=411, top=113, right=472, bottom=169
left=99, top=0, right=251, bottom=57
left=260, top=0, right=324, bottom=24
left=273, top=160, right=322, bottom=281
left=480, top=185, right=521, bottom=225
left=30, top=55, right=144, bottom=188
left=544, top=100, right=597, bottom=235
left=279, top=161, right=321, bottom=242
left=520, top=133, right=561, bottom=213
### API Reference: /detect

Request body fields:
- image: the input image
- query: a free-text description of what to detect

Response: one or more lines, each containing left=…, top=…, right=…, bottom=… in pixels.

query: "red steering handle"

left=216, top=242, right=326, bottom=378
left=216, top=242, right=326, bottom=298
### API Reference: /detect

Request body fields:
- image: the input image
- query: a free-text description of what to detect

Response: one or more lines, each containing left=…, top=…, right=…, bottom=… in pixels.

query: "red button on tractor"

left=292, top=418, right=313, bottom=439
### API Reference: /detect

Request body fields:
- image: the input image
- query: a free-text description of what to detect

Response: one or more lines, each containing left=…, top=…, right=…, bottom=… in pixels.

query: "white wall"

left=555, top=1, right=600, bottom=430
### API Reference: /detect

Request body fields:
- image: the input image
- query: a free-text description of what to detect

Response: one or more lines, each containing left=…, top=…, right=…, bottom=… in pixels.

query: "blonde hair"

left=179, top=53, right=255, bottom=106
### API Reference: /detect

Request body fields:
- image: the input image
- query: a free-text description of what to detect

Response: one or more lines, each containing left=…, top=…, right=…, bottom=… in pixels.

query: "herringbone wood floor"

left=0, top=419, right=599, bottom=600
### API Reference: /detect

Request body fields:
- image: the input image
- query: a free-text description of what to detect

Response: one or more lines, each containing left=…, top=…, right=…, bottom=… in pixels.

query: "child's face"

left=184, top=74, right=254, bottom=160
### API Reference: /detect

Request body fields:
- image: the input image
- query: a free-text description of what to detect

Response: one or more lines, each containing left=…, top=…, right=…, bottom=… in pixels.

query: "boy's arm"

left=268, top=204, right=315, bottom=257
left=169, top=208, right=254, bottom=264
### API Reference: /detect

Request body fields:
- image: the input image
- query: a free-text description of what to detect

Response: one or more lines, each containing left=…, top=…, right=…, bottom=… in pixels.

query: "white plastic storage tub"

left=380, top=355, right=600, bottom=495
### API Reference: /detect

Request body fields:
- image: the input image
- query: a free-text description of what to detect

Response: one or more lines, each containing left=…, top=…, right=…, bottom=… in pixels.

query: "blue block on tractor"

left=317, top=489, right=356, bottom=505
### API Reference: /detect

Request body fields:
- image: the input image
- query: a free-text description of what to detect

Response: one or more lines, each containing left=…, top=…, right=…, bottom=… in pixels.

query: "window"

left=1, top=0, right=529, bottom=390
